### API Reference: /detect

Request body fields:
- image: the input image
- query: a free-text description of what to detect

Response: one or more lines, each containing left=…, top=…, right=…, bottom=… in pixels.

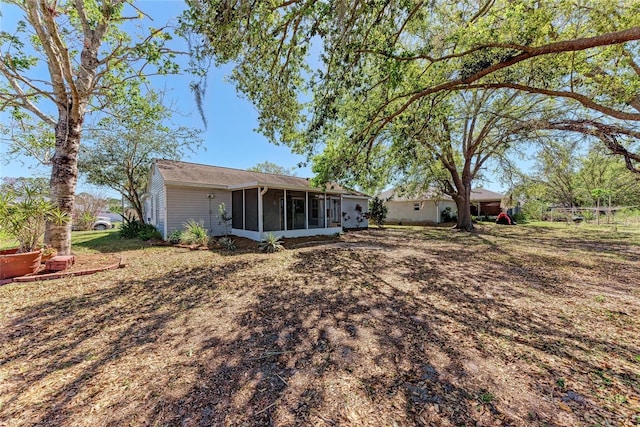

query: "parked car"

left=92, top=217, right=114, bottom=230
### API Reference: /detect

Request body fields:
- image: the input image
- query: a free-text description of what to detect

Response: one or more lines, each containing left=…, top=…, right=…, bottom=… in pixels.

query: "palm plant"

left=0, top=187, right=68, bottom=253
left=180, top=219, right=209, bottom=246
left=259, top=232, right=284, bottom=253
left=218, top=237, right=236, bottom=251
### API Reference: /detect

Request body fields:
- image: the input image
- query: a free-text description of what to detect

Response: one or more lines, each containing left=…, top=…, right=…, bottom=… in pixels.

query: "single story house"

left=144, top=159, right=369, bottom=241
left=470, top=188, right=505, bottom=216
left=379, top=188, right=458, bottom=224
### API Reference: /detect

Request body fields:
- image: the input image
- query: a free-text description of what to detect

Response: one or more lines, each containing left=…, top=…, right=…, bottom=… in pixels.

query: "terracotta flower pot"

left=0, top=249, right=43, bottom=280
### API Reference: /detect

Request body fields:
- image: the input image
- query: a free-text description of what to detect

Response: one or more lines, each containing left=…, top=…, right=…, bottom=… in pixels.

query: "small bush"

left=120, top=213, right=144, bottom=239
left=119, top=213, right=161, bottom=240
left=180, top=219, right=209, bottom=246
left=368, top=197, right=388, bottom=228
left=511, top=212, right=526, bottom=223
left=138, top=224, right=162, bottom=241
left=259, top=232, right=284, bottom=253
left=218, top=237, right=236, bottom=251
left=75, top=211, right=96, bottom=231
left=441, top=207, right=457, bottom=222
left=168, top=229, right=182, bottom=244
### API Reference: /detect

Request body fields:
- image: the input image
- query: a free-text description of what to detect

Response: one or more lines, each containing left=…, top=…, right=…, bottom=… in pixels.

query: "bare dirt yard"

left=1, top=224, right=639, bottom=426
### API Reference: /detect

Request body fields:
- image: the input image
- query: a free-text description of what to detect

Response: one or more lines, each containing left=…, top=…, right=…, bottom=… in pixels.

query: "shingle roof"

left=379, top=187, right=504, bottom=202
left=470, top=188, right=504, bottom=202
left=154, top=159, right=352, bottom=194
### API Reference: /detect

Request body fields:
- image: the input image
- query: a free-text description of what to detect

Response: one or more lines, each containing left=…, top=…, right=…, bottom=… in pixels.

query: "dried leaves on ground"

left=0, top=224, right=639, bottom=426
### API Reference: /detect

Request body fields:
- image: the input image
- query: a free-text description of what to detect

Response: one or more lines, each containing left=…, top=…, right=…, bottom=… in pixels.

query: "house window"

left=414, top=202, right=421, bottom=211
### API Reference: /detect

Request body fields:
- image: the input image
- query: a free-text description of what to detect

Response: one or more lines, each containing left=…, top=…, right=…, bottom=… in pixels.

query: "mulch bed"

left=168, top=234, right=341, bottom=252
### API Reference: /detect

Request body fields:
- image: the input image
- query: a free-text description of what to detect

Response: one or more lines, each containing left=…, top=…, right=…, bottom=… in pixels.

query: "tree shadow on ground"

left=142, top=253, right=514, bottom=426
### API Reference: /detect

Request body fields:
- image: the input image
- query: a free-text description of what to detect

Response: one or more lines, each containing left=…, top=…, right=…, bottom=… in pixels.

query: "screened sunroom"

left=230, top=187, right=344, bottom=240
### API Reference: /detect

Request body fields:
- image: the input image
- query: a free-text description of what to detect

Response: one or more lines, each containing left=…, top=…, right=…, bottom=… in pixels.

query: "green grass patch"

left=1, top=225, right=159, bottom=254
left=0, top=230, right=18, bottom=250
left=71, top=227, right=151, bottom=253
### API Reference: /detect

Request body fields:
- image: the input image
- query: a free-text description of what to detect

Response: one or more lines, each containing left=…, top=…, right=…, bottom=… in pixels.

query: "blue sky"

left=1, top=1, right=508, bottom=197
left=0, top=1, right=307, bottom=198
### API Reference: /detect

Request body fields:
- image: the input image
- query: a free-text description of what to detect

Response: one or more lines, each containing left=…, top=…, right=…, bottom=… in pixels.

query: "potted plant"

left=0, top=187, right=68, bottom=279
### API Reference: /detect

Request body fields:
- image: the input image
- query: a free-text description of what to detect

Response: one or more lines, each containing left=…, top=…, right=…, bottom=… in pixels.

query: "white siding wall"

left=386, top=200, right=457, bottom=223
left=342, top=197, right=369, bottom=229
left=147, top=165, right=167, bottom=237
left=166, top=186, right=232, bottom=237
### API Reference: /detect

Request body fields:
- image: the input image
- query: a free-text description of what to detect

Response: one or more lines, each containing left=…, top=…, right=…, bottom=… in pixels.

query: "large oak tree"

left=182, top=0, right=640, bottom=228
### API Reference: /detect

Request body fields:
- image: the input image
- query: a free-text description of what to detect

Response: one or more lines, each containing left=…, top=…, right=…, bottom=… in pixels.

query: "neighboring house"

left=380, top=188, right=458, bottom=224
left=470, top=188, right=505, bottom=216
left=144, top=159, right=369, bottom=241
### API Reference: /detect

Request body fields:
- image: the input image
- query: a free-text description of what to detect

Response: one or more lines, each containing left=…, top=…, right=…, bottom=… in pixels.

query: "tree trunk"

left=130, top=181, right=146, bottom=225
left=45, top=108, right=82, bottom=255
left=130, top=195, right=145, bottom=225
left=453, top=183, right=474, bottom=231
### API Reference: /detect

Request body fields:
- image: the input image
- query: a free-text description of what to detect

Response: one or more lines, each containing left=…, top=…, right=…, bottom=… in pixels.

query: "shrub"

left=617, top=208, right=640, bottom=225
left=218, top=237, right=236, bottom=251
left=511, top=212, right=526, bottom=223
left=259, top=232, right=284, bottom=253
left=368, top=197, right=388, bottom=228
left=168, top=229, right=182, bottom=244
left=441, top=207, right=457, bottom=222
left=75, top=211, right=97, bottom=231
left=180, top=219, right=209, bottom=246
left=120, top=213, right=144, bottom=239
left=521, top=200, right=548, bottom=221
left=138, top=224, right=162, bottom=241
left=119, top=213, right=160, bottom=240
